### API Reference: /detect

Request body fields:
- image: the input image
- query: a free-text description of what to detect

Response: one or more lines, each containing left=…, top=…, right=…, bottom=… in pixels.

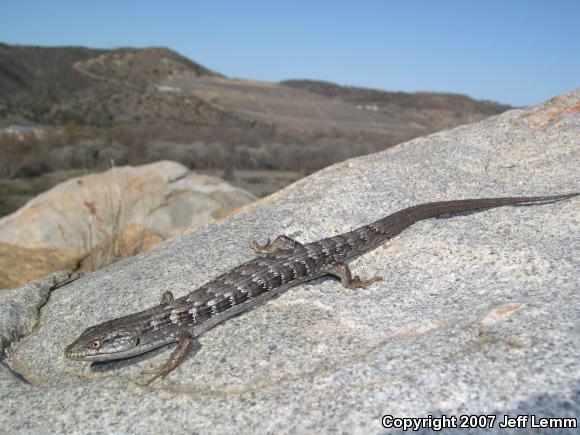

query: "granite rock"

left=0, top=271, right=73, bottom=352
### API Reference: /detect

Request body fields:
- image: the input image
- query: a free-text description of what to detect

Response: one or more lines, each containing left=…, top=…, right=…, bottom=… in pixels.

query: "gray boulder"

left=1, top=90, right=579, bottom=433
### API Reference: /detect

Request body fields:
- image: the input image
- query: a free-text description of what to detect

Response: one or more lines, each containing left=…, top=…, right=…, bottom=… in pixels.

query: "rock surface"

left=0, top=161, right=256, bottom=288
left=0, top=271, right=73, bottom=353
left=2, top=91, right=579, bottom=433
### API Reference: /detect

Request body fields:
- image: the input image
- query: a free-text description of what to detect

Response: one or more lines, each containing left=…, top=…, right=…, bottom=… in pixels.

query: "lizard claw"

left=138, top=363, right=168, bottom=385
left=142, top=369, right=166, bottom=385
left=251, top=238, right=271, bottom=253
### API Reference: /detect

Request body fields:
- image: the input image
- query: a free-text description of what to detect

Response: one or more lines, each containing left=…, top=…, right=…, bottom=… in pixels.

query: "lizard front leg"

left=160, top=291, right=174, bottom=304
left=322, top=262, right=383, bottom=289
left=251, top=235, right=304, bottom=254
left=143, top=330, right=193, bottom=385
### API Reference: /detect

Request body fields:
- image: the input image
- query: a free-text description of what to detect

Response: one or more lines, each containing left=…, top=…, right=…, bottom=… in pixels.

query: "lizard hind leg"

left=322, top=262, right=383, bottom=289
left=250, top=234, right=304, bottom=254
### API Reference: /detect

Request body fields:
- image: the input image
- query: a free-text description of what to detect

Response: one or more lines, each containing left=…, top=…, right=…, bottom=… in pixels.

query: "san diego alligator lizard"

left=65, top=193, right=578, bottom=383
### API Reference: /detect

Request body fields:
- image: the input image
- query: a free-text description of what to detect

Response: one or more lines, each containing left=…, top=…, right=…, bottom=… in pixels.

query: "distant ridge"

left=281, top=79, right=511, bottom=129
left=0, top=43, right=242, bottom=126
left=0, top=43, right=219, bottom=99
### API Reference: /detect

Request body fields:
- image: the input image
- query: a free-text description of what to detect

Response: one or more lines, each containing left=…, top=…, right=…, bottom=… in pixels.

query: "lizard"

left=65, top=193, right=578, bottom=384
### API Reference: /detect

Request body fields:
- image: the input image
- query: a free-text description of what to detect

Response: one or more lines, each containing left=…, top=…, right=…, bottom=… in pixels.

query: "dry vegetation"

left=0, top=123, right=379, bottom=177
left=0, top=123, right=379, bottom=217
left=77, top=170, right=159, bottom=275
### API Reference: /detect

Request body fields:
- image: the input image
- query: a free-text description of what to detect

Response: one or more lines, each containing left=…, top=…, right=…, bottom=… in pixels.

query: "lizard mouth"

left=64, top=347, right=102, bottom=361
left=64, top=341, right=121, bottom=361
left=64, top=348, right=132, bottom=362
left=64, top=339, right=171, bottom=362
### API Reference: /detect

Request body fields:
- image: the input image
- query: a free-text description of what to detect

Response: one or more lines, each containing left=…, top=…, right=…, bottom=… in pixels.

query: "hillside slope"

left=0, top=43, right=249, bottom=126
left=0, top=44, right=220, bottom=99
left=281, top=79, right=512, bottom=131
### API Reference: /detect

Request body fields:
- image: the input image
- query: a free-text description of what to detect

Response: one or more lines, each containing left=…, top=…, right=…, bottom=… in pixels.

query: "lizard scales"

left=65, top=193, right=578, bottom=383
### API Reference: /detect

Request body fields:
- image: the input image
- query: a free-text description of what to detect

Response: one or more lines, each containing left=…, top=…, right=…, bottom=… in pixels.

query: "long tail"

left=342, top=193, right=578, bottom=257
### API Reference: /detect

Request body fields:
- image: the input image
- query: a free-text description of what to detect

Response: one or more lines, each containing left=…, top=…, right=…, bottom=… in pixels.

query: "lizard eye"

left=90, top=340, right=103, bottom=349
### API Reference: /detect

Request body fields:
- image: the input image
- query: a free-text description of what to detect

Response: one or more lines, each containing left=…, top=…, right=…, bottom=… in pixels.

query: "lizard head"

left=65, top=321, right=143, bottom=362
left=64, top=306, right=173, bottom=362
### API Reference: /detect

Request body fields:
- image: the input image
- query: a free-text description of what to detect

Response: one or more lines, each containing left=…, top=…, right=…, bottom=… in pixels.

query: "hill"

left=0, top=43, right=250, bottom=127
left=0, top=43, right=220, bottom=99
left=0, top=43, right=510, bottom=134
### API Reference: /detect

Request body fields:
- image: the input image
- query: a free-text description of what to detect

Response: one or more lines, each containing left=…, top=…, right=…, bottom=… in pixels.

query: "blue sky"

left=1, top=0, right=579, bottom=106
